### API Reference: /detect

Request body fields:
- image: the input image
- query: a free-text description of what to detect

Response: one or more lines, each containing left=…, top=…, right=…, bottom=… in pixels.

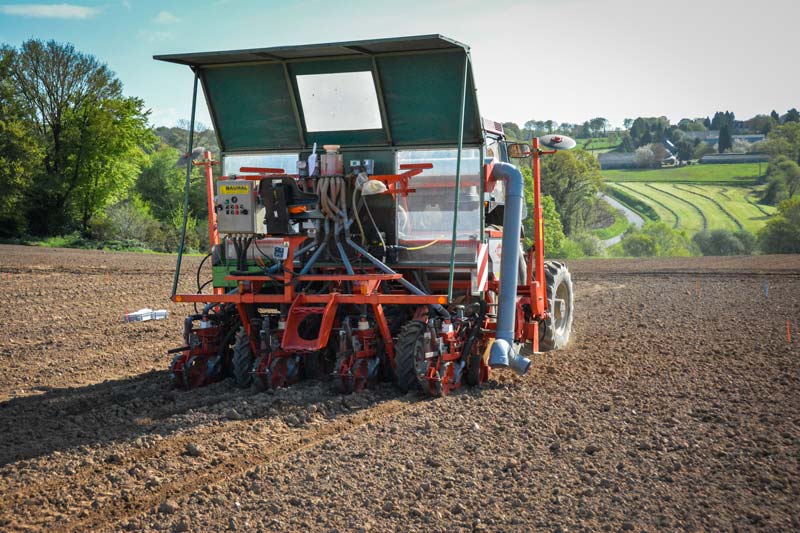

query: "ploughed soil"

left=1, top=244, right=799, bottom=532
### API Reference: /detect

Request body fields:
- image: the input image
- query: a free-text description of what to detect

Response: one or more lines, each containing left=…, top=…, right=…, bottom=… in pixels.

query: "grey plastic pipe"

left=487, top=162, right=532, bottom=376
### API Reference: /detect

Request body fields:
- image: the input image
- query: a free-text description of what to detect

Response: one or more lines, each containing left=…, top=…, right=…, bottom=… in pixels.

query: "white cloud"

left=0, top=3, right=98, bottom=18
left=153, top=10, right=179, bottom=24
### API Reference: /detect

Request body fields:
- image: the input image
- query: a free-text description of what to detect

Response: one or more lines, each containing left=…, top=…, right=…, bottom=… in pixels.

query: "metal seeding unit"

left=156, top=35, right=574, bottom=397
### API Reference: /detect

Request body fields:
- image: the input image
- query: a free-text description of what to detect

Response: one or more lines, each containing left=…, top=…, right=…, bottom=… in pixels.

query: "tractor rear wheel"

left=540, top=261, right=574, bottom=351
left=232, top=327, right=254, bottom=387
left=394, top=321, right=426, bottom=392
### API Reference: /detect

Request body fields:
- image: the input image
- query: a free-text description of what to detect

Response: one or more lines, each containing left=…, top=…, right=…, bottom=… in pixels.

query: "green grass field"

left=602, top=163, right=764, bottom=185
left=581, top=137, right=622, bottom=152
left=607, top=182, right=775, bottom=234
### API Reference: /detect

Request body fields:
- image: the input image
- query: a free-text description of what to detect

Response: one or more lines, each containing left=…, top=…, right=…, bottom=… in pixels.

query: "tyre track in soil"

left=1, top=392, right=415, bottom=532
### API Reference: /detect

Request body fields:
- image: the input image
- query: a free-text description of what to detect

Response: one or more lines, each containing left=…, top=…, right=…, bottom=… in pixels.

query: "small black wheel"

left=540, top=261, right=574, bottom=351
left=394, top=321, right=427, bottom=392
left=232, top=327, right=254, bottom=387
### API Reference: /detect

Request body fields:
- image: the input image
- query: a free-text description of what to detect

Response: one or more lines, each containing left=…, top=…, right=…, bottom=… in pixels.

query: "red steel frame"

left=173, top=143, right=553, bottom=373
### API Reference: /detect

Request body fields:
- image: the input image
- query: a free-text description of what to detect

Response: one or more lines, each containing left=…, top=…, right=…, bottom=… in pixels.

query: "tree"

left=502, top=122, right=522, bottom=141
left=675, top=139, right=695, bottom=162
left=718, top=123, right=732, bottom=153
left=622, top=233, right=657, bottom=257
left=773, top=157, right=800, bottom=197
left=745, top=114, right=776, bottom=135
left=771, top=110, right=781, bottom=123
left=634, top=145, right=656, bottom=168
left=623, top=118, right=633, bottom=130
left=711, top=111, right=735, bottom=131
left=589, top=117, right=608, bottom=136
left=766, top=122, right=800, bottom=162
left=3, top=39, right=153, bottom=235
left=757, top=197, right=800, bottom=253
left=621, top=222, right=692, bottom=257
left=694, top=142, right=713, bottom=160
left=785, top=108, right=800, bottom=123
left=650, top=142, right=668, bottom=162
left=0, top=50, right=41, bottom=236
left=539, top=150, right=603, bottom=235
left=692, top=229, right=754, bottom=256
left=137, top=144, right=209, bottom=222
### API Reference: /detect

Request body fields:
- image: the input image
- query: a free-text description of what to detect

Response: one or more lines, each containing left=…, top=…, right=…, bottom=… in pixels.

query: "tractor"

left=156, top=35, right=574, bottom=397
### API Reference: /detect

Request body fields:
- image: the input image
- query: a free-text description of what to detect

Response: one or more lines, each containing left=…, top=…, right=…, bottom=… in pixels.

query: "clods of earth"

left=0, top=245, right=798, bottom=531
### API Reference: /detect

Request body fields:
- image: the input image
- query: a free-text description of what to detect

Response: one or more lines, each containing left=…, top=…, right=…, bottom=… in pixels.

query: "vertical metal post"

left=171, top=70, right=199, bottom=299
left=532, top=137, right=547, bottom=316
left=447, top=53, right=469, bottom=302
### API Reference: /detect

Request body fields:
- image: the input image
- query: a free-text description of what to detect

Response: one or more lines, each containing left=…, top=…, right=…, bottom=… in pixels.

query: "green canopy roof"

left=154, top=35, right=482, bottom=152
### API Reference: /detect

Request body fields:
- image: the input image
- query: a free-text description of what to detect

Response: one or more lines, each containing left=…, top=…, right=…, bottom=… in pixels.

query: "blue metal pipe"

left=487, top=162, right=531, bottom=376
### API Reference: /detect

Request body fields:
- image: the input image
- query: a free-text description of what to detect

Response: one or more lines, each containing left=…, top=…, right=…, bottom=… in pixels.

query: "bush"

left=572, top=232, right=603, bottom=257
left=734, top=230, right=756, bottom=254
left=100, top=197, right=165, bottom=250
left=692, top=229, right=755, bottom=256
left=164, top=205, right=201, bottom=253
left=605, top=187, right=660, bottom=221
left=758, top=197, right=800, bottom=253
left=693, top=142, right=714, bottom=160
left=622, top=233, right=657, bottom=257
left=634, top=146, right=657, bottom=168
left=619, top=222, right=693, bottom=257
left=553, top=238, right=585, bottom=259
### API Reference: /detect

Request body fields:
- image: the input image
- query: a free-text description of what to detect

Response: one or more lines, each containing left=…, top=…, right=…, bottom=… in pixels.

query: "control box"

left=215, top=180, right=265, bottom=234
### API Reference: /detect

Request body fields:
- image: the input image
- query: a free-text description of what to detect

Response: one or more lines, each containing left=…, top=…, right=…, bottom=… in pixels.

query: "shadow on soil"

left=0, top=369, right=481, bottom=465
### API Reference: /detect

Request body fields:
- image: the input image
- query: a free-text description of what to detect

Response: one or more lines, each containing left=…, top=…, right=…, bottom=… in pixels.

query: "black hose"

left=193, top=279, right=214, bottom=313
left=196, top=253, right=212, bottom=292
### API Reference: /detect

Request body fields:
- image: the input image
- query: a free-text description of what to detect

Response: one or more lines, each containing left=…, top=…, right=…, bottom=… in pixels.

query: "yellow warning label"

left=220, top=184, right=249, bottom=194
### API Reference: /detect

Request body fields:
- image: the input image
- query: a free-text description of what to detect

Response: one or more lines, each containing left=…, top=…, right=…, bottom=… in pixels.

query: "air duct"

left=487, top=162, right=531, bottom=376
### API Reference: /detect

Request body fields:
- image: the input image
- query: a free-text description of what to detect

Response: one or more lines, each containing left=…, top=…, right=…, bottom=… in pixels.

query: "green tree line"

left=0, top=39, right=215, bottom=251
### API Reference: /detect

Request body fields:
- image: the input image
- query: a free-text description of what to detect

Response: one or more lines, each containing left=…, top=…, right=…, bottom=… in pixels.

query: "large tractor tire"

left=232, top=327, right=254, bottom=387
left=540, top=261, right=574, bottom=351
left=393, top=321, right=426, bottom=392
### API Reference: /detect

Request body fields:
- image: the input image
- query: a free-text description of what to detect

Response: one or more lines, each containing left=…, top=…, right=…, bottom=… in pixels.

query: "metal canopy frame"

left=154, top=34, right=469, bottom=66
left=154, top=35, right=483, bottom=152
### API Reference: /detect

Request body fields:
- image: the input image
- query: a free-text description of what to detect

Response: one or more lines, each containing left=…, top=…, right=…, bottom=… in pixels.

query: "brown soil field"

left=1, top=244, right=799, bottom=532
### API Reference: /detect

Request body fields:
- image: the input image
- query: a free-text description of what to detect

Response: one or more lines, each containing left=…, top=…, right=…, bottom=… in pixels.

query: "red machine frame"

left=174, top=139, right=553, bottom=395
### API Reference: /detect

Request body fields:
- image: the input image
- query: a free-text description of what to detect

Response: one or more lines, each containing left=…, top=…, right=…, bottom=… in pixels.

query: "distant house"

left=661, top=140, right=678, bottom=166
left=682, top=131, right=765, bottom=145
left=699, top=153, right=769, bottom=164
left=597, top=152, right=638, bottom=169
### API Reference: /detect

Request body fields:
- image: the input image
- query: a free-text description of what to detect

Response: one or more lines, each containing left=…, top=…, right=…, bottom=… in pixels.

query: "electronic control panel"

left=214, top=180, right=266, bottom=234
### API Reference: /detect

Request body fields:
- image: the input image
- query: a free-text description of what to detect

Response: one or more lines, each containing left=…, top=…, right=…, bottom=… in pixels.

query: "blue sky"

left=1, top=0, right=797, bottom=131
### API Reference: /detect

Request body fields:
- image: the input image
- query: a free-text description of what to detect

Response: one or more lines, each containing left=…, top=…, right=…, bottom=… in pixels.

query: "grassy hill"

left=600, top=162, right=775, bottom=235
left=606, top=181, right=775, bottom=234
